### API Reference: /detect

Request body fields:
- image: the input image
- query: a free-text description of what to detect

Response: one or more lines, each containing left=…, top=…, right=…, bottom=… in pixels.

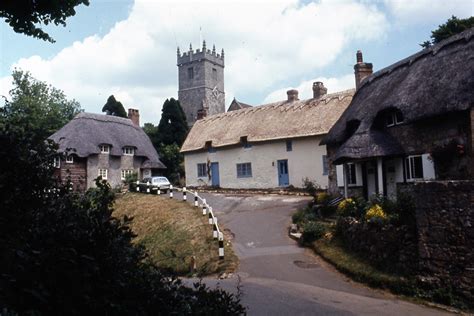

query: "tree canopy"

left=157, top=98, right=189, bottom=146
left=3, top=69, right=82, bottom=139
left=102, top=95, right=127, bottom=118
left=421, top=15, right=474, bottom=48
left=0, top=0, right=89, bottom=42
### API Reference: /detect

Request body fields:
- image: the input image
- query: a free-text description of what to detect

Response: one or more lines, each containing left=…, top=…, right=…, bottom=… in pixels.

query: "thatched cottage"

left=322, top=27, right=474, bottom=199
left=49, top=110, right=166, bottom=191
left=181, top=83, right=354, bottom=189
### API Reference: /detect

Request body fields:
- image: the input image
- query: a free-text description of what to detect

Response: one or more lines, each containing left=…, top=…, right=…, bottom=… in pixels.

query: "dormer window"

left=53, top=156, right=61, bottom=168
left=386, top=110, right=404, bottom=127
left=122, top=147, right=135, bottom=156
left=240, top=136, right=252, bottom=149
left=66, top=155, right=74, bottom=164
left=100, top=145, right=110, bottom=154
left=205, top=141, right=216, bottom=153
left=344, top=120, right=361, bottom=141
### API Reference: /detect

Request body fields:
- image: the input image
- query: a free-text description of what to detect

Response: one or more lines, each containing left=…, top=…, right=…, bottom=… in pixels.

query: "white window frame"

left=386, top=112, right=404, bottom=127
left=122, top=147, right=135, bottom=156
left=197, top=163, right=207, bottom=178
left=100, top=145, right=110, bottom=154
left=405, top=155, right=423, bottom=181
left=53, top=156, right=61, bottom=168
left=121, top=169, right=134, bottom=180
left=98, top=169, right=108, bottom=180
left=66, top=155, right=74, bottom=164
left=236, top=163, right=252, bottom=178
left=346, top=163, right=357, bottom=185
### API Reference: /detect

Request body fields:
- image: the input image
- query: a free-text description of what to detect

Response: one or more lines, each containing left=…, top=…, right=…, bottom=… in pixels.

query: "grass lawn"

left=114, top=193, right=238, bottom=276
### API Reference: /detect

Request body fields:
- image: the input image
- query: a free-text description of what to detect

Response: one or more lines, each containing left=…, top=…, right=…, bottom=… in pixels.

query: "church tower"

left=177, top=41, right=225, bottom=126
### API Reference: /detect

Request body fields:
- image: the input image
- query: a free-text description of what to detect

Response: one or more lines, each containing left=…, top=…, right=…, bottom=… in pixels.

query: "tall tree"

left=421, top=15, right=474, bottom=48
left=0, top=0, right=89, bottom=42
left=157, top=98, right=189, bottom=146
left=4, top=69, right=82, bottom=139
left=102, top=95, right=127, bottom=118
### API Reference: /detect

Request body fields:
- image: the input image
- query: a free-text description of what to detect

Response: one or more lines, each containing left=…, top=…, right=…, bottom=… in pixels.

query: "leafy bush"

left=123, top=171, right=138, bottom=185
left=302, top=177, right=319, bottom=196
left=292, top=206, right=318, bottom=224
left=365, top=204, right=387, bottom=221
left=301, top=222, right=326, bottom=243
left=320, top=205, right=337, bottom=218
left=337, top=198, right=358, bottom=217
left=292, top=209, right=306, bottom=224
left=315, top=192, right=330, bottom=204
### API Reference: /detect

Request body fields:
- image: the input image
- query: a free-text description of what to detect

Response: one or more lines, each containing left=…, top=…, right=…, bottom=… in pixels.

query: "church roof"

left=49, top=112, right=166, bottom=169
left=227, top=98, right=252, bottom=112
left=181, top=89, right=354, bottom=153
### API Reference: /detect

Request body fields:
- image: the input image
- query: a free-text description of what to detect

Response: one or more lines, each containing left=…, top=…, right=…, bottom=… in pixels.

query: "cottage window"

left=286, top=140, right=292, bottom=152
left=236, top=163, right=252, bottom=178
left=98, top=169, right=108, bottom=180
left=53, top=156, right=61, bottom=168
left=121, top=169, right=134, bottom=180
left=322, top=155, right=329, bottom=175
left=66, top=155, right=74, bottom=164
left=212, top=68, right=217, bottom=80
left=100, top=145, right=110, bottom=154
left=386, top=111, right=404, bottom=127
left=122, top=147, right=135, bottom=156
left=346, top=163, right=357, bottom=185
left=405, top=155, right=423, bottom=180
left=197, top=163, right=207, bottom=177
left=188, top=67, right=194, bottom=79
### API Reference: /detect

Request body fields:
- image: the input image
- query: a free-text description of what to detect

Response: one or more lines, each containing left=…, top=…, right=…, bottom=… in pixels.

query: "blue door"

left=278, top=159, right=289, bottom=186
left=211, top=162, right=220, bottom=187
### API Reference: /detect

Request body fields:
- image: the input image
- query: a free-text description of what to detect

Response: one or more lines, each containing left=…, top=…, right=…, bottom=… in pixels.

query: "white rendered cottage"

left=181, top=83, right=354, bottom=189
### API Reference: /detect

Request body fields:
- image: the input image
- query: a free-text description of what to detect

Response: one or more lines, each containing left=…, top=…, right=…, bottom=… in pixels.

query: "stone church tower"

left=177, top=41, right=225, bottom=126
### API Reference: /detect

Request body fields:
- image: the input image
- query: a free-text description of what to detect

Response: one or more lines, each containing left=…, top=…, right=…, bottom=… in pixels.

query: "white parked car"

left=142, top=176, right=171, bottom=192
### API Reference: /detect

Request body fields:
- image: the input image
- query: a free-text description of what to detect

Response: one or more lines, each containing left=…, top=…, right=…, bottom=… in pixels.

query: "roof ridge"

left=76, top=112, right=139, bottom=129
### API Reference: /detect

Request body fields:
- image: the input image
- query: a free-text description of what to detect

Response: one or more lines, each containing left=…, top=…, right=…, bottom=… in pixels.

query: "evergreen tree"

left=421, top=16, right=474, bottom=48
left=102, top=95, right=127, bottom=118
left=157, top=98, right=188, bottom=146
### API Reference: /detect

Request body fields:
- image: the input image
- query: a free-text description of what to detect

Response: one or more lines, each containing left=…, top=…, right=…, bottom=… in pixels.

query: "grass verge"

left=114, top=193, right=238, bottom=276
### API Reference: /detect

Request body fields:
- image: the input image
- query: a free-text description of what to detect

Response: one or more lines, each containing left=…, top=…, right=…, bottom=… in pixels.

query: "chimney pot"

left=354, top=50, right=373, bottom=90
left=312, top=81, right=327, bottom=99
left=128, top=108, right=140, bottom=126
left=287, top=89, right=299, bottom=102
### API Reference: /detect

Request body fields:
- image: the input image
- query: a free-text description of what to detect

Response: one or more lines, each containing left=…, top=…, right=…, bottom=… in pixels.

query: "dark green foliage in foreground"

left=421, top=15, right=474, bottom=48
left=0, top=0, right=89, bottom=42
left=102, top=95, right=127, bottom=118
left=0, top=92, right=245, bottom=315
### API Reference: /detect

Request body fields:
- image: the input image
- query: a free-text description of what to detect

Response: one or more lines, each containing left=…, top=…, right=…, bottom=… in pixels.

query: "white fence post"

left=136, top=180, right=140, bottom=192
left=157, top=187, right=161, bottom=195
left=218, top=232, right=224, bottom=259
left=194, top=194, right=198, bottom=207
left=146, top=181, right=150, bottom=193
left=169, top=184, right=173, bottom=199
left=213, top=218, right=218, bottom=239
left=208, top=207, right=213, bottom=224
left=183, top=187, right=187, bottom=201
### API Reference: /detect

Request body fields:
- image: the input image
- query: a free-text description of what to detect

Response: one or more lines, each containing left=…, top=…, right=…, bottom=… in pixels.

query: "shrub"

left=292, top=209, right=306, bottom=224
left=337, top=198, right=358, bottom=217
left=302, top=177, right=319, bottom=196
left=315, top=192, right=330, bottom=205
left=365, top=204, right=387, bottom=221
left=320, top=205, right=337, bottom=218
left=301, top=222, right=326, bottom=243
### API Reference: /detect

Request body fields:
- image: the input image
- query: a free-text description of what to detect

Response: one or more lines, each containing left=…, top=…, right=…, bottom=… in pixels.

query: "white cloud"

left=1, top=0, right=388, bottom=124
left=384, top=0, right=473, bottom=25
left=263, top=74, right=355, bottom=103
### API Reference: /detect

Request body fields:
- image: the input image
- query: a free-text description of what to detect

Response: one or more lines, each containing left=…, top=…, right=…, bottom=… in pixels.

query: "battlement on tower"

left=177, top=41, right=225, bottom=67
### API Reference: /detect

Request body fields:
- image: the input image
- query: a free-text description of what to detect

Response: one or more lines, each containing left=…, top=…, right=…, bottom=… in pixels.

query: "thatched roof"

left=49, top=113, right=166, bottom=169
left=181, top=89, right=354, bottom=153
left=322, top=27, right=474, bottom=162
left=227, top=98, right=252, bottom=112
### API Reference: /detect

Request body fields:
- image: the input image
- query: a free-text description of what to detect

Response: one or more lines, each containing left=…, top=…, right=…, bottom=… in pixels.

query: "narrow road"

left=173, top=191, right=450, bottom=315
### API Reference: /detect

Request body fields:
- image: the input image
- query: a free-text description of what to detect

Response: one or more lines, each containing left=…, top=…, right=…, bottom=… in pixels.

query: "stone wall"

left=337, top=217, right=417, bottom=274
left=399, top=180, right=474, bottom=301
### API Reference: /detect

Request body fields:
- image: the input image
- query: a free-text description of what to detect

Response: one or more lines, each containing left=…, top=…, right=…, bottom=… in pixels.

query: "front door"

left=277, top=159, right=289, bottom=186
left=210, top=162, right=220, bottom=187
left=366, top=161, right=377, bottom=199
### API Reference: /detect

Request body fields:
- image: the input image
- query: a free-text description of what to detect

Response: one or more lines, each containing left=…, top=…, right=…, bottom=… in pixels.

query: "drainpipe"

left=377, top=158, right=384, bottom=195
left=343, top=163, right=348, bottom=198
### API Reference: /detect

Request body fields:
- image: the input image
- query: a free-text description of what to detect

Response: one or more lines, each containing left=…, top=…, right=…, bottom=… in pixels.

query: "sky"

left=1, top=0, right=473, bottom=125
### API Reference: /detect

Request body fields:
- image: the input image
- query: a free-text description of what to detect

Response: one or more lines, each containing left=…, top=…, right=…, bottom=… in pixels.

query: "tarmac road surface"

left=172, top=191, right=451, bottom=315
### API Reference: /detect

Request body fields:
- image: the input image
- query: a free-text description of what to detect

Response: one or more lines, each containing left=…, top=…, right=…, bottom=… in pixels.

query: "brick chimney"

left=312, top=81, right=327, bottom=99
left=128, top=108, right=140, bottom=126
left=354, top=50, right=373, bottom=90
left=287, top=89, right=299, bottom=102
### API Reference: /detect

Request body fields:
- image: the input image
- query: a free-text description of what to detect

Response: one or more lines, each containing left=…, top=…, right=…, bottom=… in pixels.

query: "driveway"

left=174, top=192, right=450, bottom=315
